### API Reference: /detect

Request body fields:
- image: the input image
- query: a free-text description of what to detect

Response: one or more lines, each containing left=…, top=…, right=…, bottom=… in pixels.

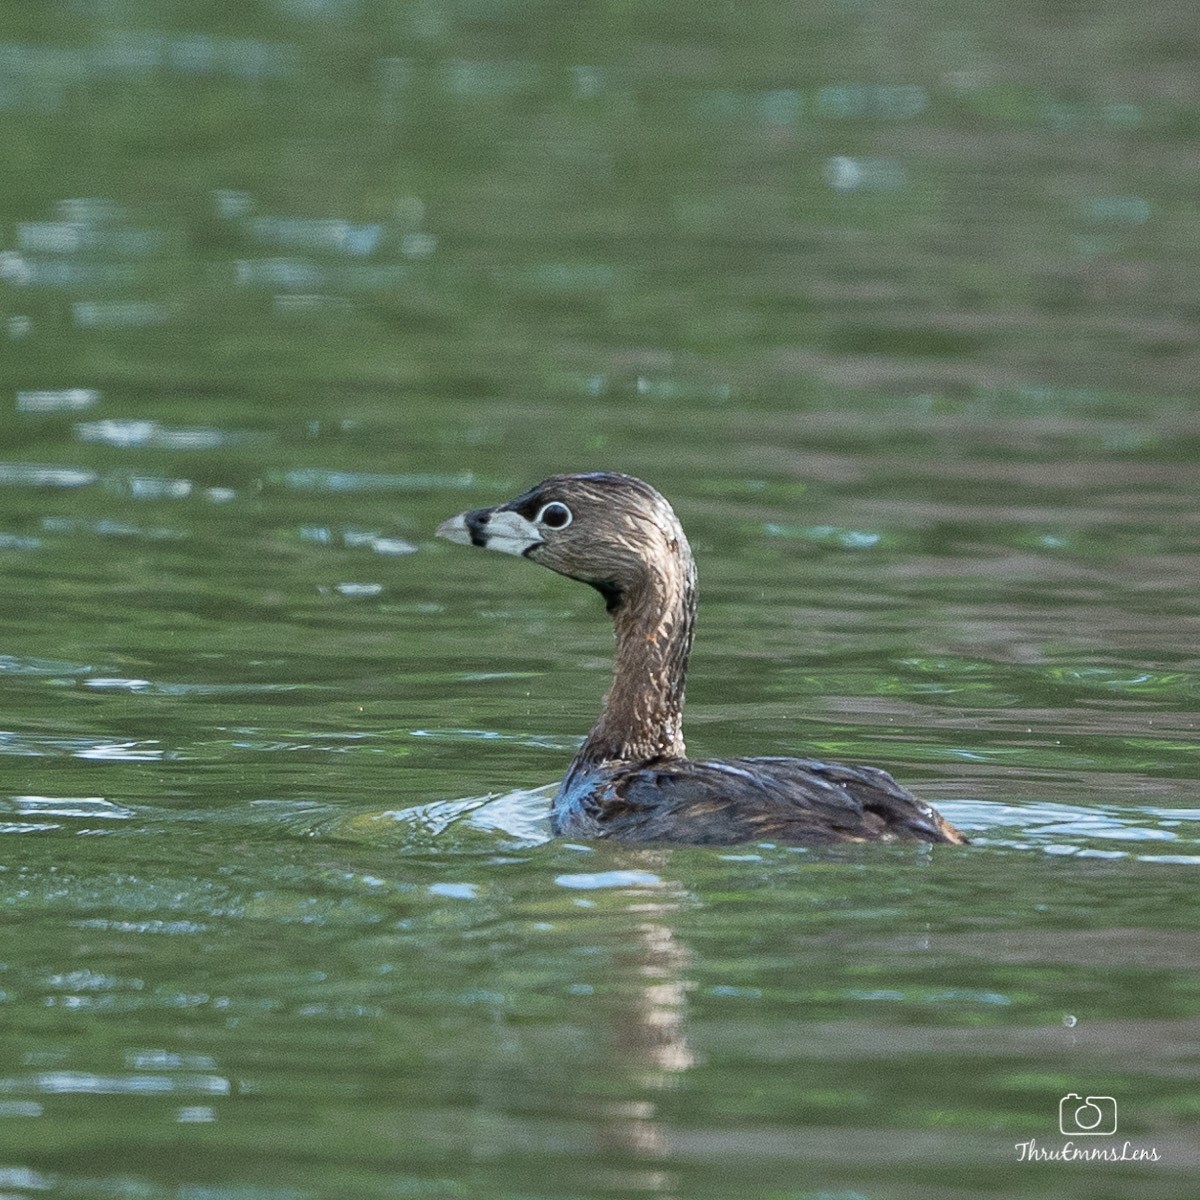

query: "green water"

left=1, top=2, right=1198, bottom=1198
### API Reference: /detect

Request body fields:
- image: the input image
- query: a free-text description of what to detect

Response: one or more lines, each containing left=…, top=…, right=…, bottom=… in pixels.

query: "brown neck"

left=574, top=553, right=697, bottom=767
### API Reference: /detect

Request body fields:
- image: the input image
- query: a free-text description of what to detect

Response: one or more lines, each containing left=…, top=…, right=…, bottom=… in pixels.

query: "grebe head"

left=437, top=472, right=693, bottom=611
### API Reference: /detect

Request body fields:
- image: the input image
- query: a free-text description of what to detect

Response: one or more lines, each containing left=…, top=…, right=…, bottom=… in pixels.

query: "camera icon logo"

left=1058, top=1093, right=1118, bottom=1136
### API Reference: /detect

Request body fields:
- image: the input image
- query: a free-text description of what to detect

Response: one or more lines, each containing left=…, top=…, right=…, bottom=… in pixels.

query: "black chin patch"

left=588, top=579, right=625, bottom=613
left=465, top=508, right=491, bottom=548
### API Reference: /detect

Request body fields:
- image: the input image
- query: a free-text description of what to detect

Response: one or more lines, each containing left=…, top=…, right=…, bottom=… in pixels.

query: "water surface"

left=1, top=2, right=1198, bottom=1197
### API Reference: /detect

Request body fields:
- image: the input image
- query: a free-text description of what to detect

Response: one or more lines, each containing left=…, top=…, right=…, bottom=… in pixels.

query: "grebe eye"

left=536, top=501, right=573, bottom=530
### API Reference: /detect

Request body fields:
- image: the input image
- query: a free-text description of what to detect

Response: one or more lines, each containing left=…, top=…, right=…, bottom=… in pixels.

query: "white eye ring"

left=535, top=501, right=573, bottom=530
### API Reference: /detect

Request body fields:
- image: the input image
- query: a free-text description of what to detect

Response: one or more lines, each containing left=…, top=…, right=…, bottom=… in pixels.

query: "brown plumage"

left=437, top=472, right=968, bottom=847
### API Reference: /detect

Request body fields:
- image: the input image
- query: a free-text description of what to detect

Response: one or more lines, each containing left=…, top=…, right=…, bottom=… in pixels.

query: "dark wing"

left=576, top=755, right=967, bottom=846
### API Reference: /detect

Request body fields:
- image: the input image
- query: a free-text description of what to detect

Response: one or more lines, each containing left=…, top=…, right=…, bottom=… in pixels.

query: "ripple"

left=0, top=1169, right=49, bottom=1191
left=554, top=870, right=665, bottom=890
left=333, top=582, right=382, bottom=597
left=3, top=1071, right=230, bottom=1096
left=0, top=654, right=94, bottom=676
left=0, top=1102, right=43, bottom=1117
left=126, top=1048, right=216, bottom=1070
left=0, top=732, right=167, bottom=761
left=0, top=463, right=97, bottom=489
left=1145, top=807, right=1200, bottom=820
left=940, top=798, right=1200, bottom=861
left=74, top=741, right=165, bottom=762
left=83, top=677, right=152, bottom=691
left=71, top=918, right=208, bottom=935
left=410, top=727, right=579, bottom=751
left=246, top=215, right=384, bottom=255
left=75, top=419, right=256, bottom=450
left=463, top=785, right=555, bottom=842
left=217, top=728, right=381, bottom=753
left=825, top=155, right=907, bottom=193
left=299, top=526, right=417, bottom=555
left=42, top=516, right=186, bottom=540
left=16, top=387, right=100, bottom=413
left=123, top=475, right=193, bottom=500
left=83, top=678, right=329, bottom=696
left=1044, top=665, right=1197, bottom=696
left=428, top=882, right=479, bottom=899
left=347, top=785, right=555, bottom=847
left=73, top=300, right=170, bottom=329
left=374, top=796, right=491, bottom=838
left=277, top=468, right=484, bottom=493
left=764, top=522, right=884, bottom=548
left=842, top=986, right=1011, bottom=1006
left=369, top=537, right=417, bottom=555
left=6, top=795, right=134, bottom=819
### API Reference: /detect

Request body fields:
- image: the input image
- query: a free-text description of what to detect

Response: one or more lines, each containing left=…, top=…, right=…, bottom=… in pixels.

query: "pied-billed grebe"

left=437, top=473, right=967, bottom=846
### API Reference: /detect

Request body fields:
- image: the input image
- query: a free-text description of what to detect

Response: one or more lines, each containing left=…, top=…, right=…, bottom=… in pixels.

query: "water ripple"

left=0, top=732, right=168, bottom=760
left=6, top=795, right=134, bottom=819
left=43, top=516, right=186, bottom=540
left=75, top=419, right=260, bottom=450
left=344, top=785, right=555, bottom=847
left=16, top=387, right=101, bottom=413
left=0, top=463, right=97, bottom=488
left=410, top=727, right=580, bottom=751
left=277, top=468, right=485, bottom=493
left=941, top=798, right=1200, bottom=861
left=428, top=882, right=479, bottom=899
left=0, top=655, right=95, bottom=676
left=2, top=1071, right=230, bottom=1096
left=83, top=678, right=330, bottom=696
left=555, top=870, right=665, bottom=889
